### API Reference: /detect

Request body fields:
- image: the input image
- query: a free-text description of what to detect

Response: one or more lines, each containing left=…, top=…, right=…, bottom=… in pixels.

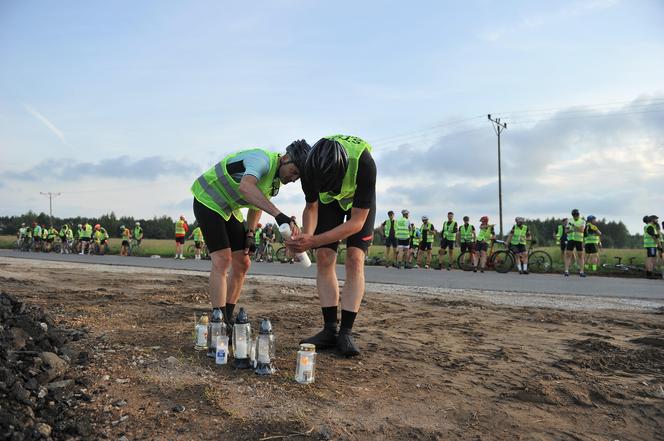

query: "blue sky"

left=1, top=0, right=663, bottom=233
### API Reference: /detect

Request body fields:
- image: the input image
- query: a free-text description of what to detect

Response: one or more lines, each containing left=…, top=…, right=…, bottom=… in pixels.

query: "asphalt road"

left=2, top=249, right=662, bottom=302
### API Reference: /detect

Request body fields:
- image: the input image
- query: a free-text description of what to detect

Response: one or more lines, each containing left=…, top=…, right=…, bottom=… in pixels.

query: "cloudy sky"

left=1, top=0, right=663, bottom=234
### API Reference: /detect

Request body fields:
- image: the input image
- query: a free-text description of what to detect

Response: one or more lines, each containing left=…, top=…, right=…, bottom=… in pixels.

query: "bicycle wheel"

left=528, top=250, right=553, bottom=273
left=275, top=246, right=289, bottom=263
left=337, top=247, right=346, bottom=263
left=490, top=250, right=514, bottom=273
left=186, top=244, right=196, bottom=255
left=456, top=251, right=476, bottom=271
left=52, top=242, right=62, bottom=254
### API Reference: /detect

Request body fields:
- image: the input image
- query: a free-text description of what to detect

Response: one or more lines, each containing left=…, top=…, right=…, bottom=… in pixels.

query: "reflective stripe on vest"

left=395, top=217, right=410, bottom=240
left=510, top=225, right=528, bottom=245
left=459, top=224, right=474, bottom=243
left=191, top=149, right=280, bottom=222
left=644, top=225, right=657, bottom=248
left=477, top=225, right=494, bottom=243
left=442, top=221, right=457, bottom=241
left=319, top=135, right=372, bottom=211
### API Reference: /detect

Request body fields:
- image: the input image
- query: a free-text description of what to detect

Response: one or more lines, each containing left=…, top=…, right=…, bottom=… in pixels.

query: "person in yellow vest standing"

left=506, top=217, right=531, bottom=274
left=380, top=211, right=397, bottom=268
left=408, top=223, right=421, bottom=268
left=191, top=140, right=310, bottom=339
left=643, top=215, right=661, bottom=279
left=473, top=216, right=495, bottom=272
left=554, top=218, right=569, bottom=262
left=439, top=212, right=457, bottom=270
left=417, top=216, right=436, bottom=269
left=79, top=221, right=92, bottom=255
left=285, top=135, right=376, bottom=357
left=394, top=209, right=411, bottom=269
left=174, top=215, right=189, bottom=259
left=583, top=215, right=602, bottom=272
left=457, top=215, right=476, bottom=255
left=188, top=225, right=205, bottom=260
left=120, top=225, right=132, bottom=256
left=564, top=208, right=586, bottom=277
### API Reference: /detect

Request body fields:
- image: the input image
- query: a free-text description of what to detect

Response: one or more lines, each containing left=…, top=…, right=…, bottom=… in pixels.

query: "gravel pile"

left=0, top=292, right=92, bottom=440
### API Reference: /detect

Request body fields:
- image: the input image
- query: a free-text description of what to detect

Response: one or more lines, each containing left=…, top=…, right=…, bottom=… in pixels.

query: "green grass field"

left=0, top=235, right=655, bottom=276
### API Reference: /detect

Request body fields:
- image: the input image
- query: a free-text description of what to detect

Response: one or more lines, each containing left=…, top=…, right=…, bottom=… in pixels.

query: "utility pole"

left=487, top=114, right=507, bottom=239
left=40, top=192, right=61, bottom=227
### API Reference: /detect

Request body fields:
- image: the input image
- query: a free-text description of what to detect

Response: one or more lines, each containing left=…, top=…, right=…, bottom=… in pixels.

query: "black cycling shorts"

left=193, top=198, right=246, bottom=253
left=460, top=242, right=475, bottom=253
left=194, top=241, right=202, bottom=249
left=566, top=240, right=583, bottom=252
left=314, top=197, right=376, bottom=253
left=80, top=237, right=90, bottom=242
left=122, top=240, right=130, bottom=246
left=475, top=242, right=489, bottom=252
left=646, top=247, right=657, bottom=258
left=397, top=239, right=410, bottom=248
left=584, top=243, right=598, bottom=254
left=175, top=236, right=185, bottom=244
left=440, top=238, right=455, bottom=250
left=419, top=242, right=432, bottom=251
left=559, top=241, right=567, bottom=252
left=384, top=236, right=397, bottom=248
left=510, top=244, right=527, bottom=254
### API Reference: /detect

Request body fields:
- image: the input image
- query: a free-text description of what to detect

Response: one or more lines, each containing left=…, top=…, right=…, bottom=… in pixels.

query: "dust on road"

left=1, top=257, right=663, bottom=440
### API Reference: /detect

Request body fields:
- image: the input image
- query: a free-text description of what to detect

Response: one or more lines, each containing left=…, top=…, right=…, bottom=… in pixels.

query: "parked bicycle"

left=457, top=239, right=553, bottom=273
left=186, top=242, right=210, bottom=259
left=601, top=256, right=645, bottom=274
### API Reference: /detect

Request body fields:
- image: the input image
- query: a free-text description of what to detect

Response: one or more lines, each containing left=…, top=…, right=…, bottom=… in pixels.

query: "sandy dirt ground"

left=1, top=256, right=663, bottom=441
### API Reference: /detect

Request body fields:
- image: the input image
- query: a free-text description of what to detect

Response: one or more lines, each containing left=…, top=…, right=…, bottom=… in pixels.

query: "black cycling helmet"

left=571, top=208, right=580, bottom=216
left=643, top=215, right=651, bottom=223
left=304, top=137, right=348, bottom=193
left=284, top=139, right=311, bottom=172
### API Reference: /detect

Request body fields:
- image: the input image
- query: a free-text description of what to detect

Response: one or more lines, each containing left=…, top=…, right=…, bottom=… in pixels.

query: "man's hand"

left=285, top=233, right=316, bottom=253
left=244, top=231, right=255, bottom=255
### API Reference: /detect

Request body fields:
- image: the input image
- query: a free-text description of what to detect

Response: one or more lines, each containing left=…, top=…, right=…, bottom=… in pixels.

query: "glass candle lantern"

left=232, top=307, right=252, bottom=369
left=194, top=314, right=208, bottom=351
left=295, top=343, right=316, bottom=384
left=207, top=309, right=225, bottom=358
left=255, top=318, right=276, bottom=375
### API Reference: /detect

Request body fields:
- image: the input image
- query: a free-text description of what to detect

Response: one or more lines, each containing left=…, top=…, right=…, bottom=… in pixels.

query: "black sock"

left=322, top=306, right=338, bottom=327
left=225, top=303, right=236, bottom=321
left=340, top=309, right=357, bottom=330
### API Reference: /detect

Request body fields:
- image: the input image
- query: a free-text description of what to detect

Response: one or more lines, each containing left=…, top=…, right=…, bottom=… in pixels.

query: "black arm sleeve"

left=351, top=149, right=377, bottom=209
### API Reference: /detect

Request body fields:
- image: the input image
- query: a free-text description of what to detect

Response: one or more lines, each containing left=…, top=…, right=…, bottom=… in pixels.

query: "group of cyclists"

left=16, top=221, right=144, bottom=256
left=380, top=208, right=663, bottom=278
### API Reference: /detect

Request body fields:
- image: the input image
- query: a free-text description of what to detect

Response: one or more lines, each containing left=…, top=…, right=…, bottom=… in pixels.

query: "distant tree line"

left=0, top=212, right=642, bottom=248
left=372, top=217, right=641, bottom=249
left=0, top=211, right=196, bottom=240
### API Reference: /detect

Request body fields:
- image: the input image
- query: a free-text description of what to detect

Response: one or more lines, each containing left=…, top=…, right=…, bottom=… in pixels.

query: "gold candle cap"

left=299, top=343, right=315, bottom=352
